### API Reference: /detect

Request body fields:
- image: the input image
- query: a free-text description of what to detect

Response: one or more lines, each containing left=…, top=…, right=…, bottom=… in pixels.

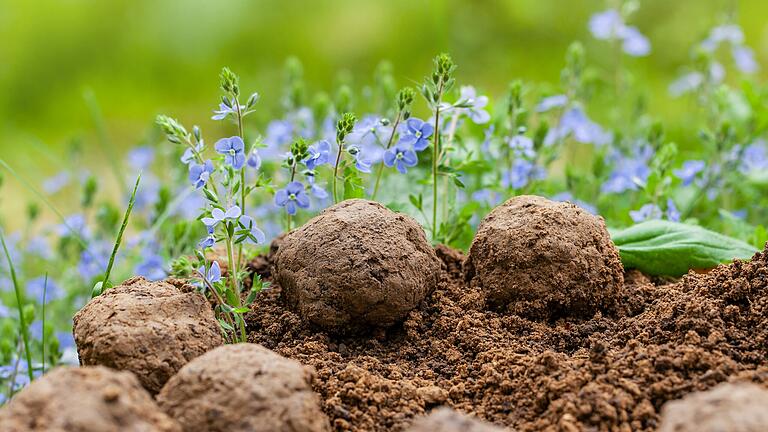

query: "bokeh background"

left=1, top=0, right=765, bottom=227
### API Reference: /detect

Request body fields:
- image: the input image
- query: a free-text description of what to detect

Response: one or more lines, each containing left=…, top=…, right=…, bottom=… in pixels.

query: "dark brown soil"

left=245, top=240, right=768, bottom=431
left=273, top=199, right=441, bottom=333
left=73, top=277, right=223, bottom=394
left=465, top=195, right=625, bottom=320
left=658, top=382, right=768, bottom=432
left=157, top=343, right=331, bottom=432
left=0, top=366, right=180, bottom=432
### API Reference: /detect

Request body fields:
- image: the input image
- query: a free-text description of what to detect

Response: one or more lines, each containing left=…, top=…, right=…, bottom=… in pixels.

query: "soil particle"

left=0, top=366, right=180, bottom=432
left=246, top=242, right=768, bottom=431
left=157, top=343, right=331, bottom=432
left=658, top=382, right=768, bottom=432
left=272, top=199, right=441, bottom=333
left=73, top=277, right=223, bottom=394
left=406, top=407, right=504, bottom=431
left=464, top=195, right=625, bottom=320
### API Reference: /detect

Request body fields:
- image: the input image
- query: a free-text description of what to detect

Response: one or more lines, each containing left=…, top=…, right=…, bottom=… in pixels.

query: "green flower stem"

left=0, top=231, right=34, bottom=383
left=235, top=98, right=246, bottom=270
left=372, top=111, right=402, bottom=201
left=224, top=233, right=246, bottom=342
left=100, top=174, right=141, bottom=293
left=332, top=141, right=344, bottom=203
left=431, top=82, right=444, bottom=240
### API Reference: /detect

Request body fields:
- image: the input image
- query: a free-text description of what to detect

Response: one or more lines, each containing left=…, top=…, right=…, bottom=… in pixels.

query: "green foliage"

left=611, top=220, right=759, bottom=276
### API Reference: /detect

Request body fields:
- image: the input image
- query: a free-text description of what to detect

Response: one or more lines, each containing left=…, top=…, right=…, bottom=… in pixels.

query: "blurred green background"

left=0, top=0, right=765, bottom=226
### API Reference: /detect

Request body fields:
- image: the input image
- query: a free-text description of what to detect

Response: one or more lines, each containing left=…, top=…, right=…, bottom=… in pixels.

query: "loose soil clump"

left=406, top=408, right=503, bottom=432
left=246, top=238, right=768, bottom=431
left=157, top=343, right=331, bottom=432
left=73, top=277, right=223, bottom=394
left=0, top=366, right=180, bottom=432
left=658, top=382, right=768, bottom=432
left=465, top=195, right=624, bottom=320
left=273, top=199, right=441, bottom=333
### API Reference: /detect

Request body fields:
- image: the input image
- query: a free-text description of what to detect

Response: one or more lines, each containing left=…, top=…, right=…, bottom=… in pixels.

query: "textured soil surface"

left=405, top=407, right=503, bottom=431
left=273, top=199, right=441, bottom=333
left=73, top=277, right=223, bottom=394
left=465, top=195, right=625, bottom=320
left=246, top=241, right=768, bottom=431
left=0, top=366, right=180, bottom=432
left=157, top=343, right=331, bottom=432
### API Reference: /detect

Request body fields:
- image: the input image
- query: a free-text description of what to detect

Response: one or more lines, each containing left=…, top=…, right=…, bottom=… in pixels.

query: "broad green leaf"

left=611, top=220, right=759, bottom=276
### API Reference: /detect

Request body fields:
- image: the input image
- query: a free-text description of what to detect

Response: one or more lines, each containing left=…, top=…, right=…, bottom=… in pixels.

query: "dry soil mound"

left=0, top=366, right=180, bottom=432
left=157, top=343, right=331, bottom=432
left=73, top=277, right=223, bottom=394
left=406, top=407, right=503, bottom=431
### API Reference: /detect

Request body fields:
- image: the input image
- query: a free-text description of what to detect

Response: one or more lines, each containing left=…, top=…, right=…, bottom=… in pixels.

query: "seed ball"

left=659, top=382, right=768, bottom=432
left=157, top=343, right=331, bottom=432
left=0, top=366, right=180, bottom=432
left=273, top=199, right=441, bottom=333
left=465, top=195, right=624, bottom=320
left=406, top=408, right=503, bottom=432
left=73, top=277, right=223, bottom=394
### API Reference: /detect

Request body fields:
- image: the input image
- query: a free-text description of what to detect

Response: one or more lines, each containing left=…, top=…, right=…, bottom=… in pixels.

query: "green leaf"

left=343, top=166, right=365, bottom=200
left=611, top=220, right=759, bottom=276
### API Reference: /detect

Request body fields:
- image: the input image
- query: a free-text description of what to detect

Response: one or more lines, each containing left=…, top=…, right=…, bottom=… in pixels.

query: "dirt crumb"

left=0, top=366, right=180, bottom=432
left=73, top=277, right=223, bottom=394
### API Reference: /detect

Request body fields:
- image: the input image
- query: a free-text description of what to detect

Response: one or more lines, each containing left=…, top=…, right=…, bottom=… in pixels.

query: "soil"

left=73, top=277, right=223, bottom=394
left=465, top=195, right=624, bottom=320
left=245, top=238, right=768, bottom=431
left=157, top=343, right=331, bottom=432
left=273, top=199, right=441, bottom=333
left=658, top=382, right=768, bottom=432
left=0, top=366, right=180, bottom=432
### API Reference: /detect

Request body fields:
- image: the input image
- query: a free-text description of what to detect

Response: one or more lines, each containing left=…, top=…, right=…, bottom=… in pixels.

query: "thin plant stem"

left=224, top=236, right=247, bottom=342
left=1, top=231, right=34, bottom=383
left=431, top=82, right=444, bottom=239
left=234, top=98, right=246, bottom=271
left=101, top=174, right=141, bottom=292
left=371, top=112, right=402, bottom=201
left=332, top=140, right=345, bottom=203
left=41, top=273, right=48, bottom=374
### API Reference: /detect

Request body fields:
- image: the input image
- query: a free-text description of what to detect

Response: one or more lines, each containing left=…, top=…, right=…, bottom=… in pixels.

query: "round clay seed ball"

left=659, top=382, right=768, bottom=432
left=406, top=408, right=503, bottom=432
left=73, top=277, right=223, bottom=394
left=0, top=366, right=180, bottom=432
left=157, top=343, right=331, bottom=432
left=465, top=195, right=624, bottom=320
left=273, top=199, right=441, bottom=333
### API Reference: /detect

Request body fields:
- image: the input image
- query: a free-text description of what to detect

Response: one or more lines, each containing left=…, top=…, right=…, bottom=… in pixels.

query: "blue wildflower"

left=458, top=86, right=491, bottom=124
left=237, top=215, right=267, bottom=245
left=212, top=102, right=246, bottom=121
left=349, top=145, right=374, bottom=173
left=214, top=136, right=246, bottom=170
left=135, top=254, right=166, bottom=281
left=347, top=116, right=392, bottom=148
left=701, top=24, right=744, bottom=52
left=471, top=189, right=503, bottom=207
left=546, top=107, right=611, bottom=146
left=383, top=142, right=418, bottom=174
left=399, top=118, right=434, bottom=152
left=669, top=72, right=705, bottom=97
left=732, top=46, right=758, bottom=73
left=127, top=146, right=154, bottom=170
left=740, top=141, right=768, bottom=174
left=508, top=135, right=535, bottom=159
left=42, top=172, right=70, bottom=194
left=188, top=160, right=214, bottom=189
left=502, top=160, right=546, bottom=189
left=305, top=140, right=332, bottom=170
left=630, top=203, right=662, bottom=222
left=202, top=205, right=242, bottom=228
left=181, top=142, right=204, bottom=165
left=674, top=160, right=705, bottom=186
left=535, top=94, right=568, bottom=113
left=275, top=181, right=310, bottom=215
left=0, top=302, right=9, bottom=318
left=306, top=173, right=329, bottom=200
left=666, top=199, right=681, bottom=222
left=198, top=261, right=222, bottom=285
left=247, top=149, right=262, bottom=170
left=601, top=144, right=653, bottom=193
left=589, top=9, right=650, bottom=56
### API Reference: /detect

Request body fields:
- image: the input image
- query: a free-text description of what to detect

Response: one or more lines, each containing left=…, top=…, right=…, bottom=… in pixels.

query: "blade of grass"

left=83, top=89, right=128, bottom=194
left=95, top=173, right=141, bottom=296
left=41, top=273, right=48, bottom=374
left=0, top=230, right=34, bottom=383
left=0, top=158, right=89, bottom=250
